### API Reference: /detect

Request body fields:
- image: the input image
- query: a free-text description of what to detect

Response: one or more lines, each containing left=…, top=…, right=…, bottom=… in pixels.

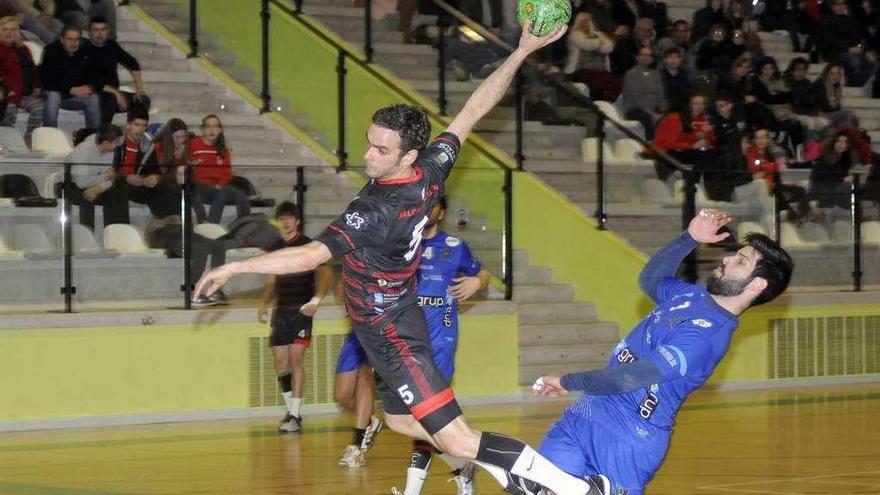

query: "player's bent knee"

left=432, top=422, right=480, bottom=459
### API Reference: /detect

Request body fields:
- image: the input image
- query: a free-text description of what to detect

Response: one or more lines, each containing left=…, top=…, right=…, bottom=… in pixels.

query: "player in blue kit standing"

left=392, top=195, right=489, bottom=495
left=526, top=208, right=794, bottom=495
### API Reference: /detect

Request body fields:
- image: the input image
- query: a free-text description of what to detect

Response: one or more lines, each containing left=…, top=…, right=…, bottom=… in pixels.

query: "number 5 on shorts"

left=398, top=384, right=414, bottom=405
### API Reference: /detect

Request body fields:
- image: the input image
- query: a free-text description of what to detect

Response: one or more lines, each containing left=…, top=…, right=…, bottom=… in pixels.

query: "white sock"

left=439, top=453, right=467, bottom=472
left=290, top=397, right=303, bottom=418
left=281, top=391, right=294, bottom=413
left=511, top=446, right=589, bottom=495
left=404, top=464, right=430, bottom=495
left=472, top=460, right=509, bottom=487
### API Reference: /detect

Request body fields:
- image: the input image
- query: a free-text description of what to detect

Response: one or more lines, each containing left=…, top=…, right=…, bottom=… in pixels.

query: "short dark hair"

left=437, top=195, right=447, bottom=210
left=663, top=47, right=682, bottom=58
left=743, top=233, right=793, bottom=305
left=714, top=91, right=733, bottom=103
left=61, top=25, right=81, bottom=38
left=275, top=201, right=301, bottom=220
left=95, top=124, right=123, bottom=144
left=371, top=105, right=431, bottom=154
left=127, top=105, right=149, bottom=123
left=89, top=16, right=108, bottom=26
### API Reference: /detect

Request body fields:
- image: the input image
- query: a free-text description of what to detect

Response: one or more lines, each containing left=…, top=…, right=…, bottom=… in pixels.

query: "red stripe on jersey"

left=329, top=225, right=356, bottom=250
left=347, top=256, right=367, bottom=271
left=410, top=388, right=455, bottom=421
left=384, top=322, right=433, bottom=399
left=376, top=165, right=424, bottom=185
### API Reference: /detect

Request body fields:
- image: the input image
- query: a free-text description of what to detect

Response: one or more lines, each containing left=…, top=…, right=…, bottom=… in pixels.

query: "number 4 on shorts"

left=397, top=384, right=414, bottom=405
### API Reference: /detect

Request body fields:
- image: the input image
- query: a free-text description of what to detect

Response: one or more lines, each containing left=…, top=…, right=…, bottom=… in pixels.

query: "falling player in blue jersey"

left=528, top=208, right=794, bottom=495
left=392, top=195, right=489, bottom=495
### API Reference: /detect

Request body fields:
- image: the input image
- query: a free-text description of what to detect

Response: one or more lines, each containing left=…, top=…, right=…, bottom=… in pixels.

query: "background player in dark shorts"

left=195, top=23, right=613, bottom=495
left=528, top=209, right=793, bottom=495
left=257, top=202, right=331, bottom=433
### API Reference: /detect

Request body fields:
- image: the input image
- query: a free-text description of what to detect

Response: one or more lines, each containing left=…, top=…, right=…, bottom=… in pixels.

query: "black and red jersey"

left=267, top=233, right=316, bottom=310
left=316, top=132, right=460, bottom=324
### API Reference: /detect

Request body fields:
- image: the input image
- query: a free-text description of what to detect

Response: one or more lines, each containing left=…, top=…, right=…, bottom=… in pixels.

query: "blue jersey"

left=568, top=277, right=738, bottom=449
left=417, top=231, right=481, bottom=348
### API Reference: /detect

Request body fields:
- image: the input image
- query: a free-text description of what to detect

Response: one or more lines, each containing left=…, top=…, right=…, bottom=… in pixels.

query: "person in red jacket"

left=0, top=17, right=42, bottom=139
left=652, top=93, right=727, bottom=200
left=747, top=128, right=810, bottom=221
left=189, top=114, right=250, bottom=224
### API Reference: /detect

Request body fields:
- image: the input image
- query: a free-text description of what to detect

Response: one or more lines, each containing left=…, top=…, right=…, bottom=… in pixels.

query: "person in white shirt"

left=67, top=123, right=126, bottom=230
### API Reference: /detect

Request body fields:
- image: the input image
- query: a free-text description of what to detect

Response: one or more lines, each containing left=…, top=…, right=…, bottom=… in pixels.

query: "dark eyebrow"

left=365, top=133, right=388, bottom=152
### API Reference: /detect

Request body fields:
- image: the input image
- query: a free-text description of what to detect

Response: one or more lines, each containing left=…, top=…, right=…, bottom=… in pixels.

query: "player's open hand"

left=257, top=305, right=269, bottom=323
left=687, top=208, right=733, bottom=244
left=194, top=265, right=234, bottom=300
left=449, top=276, right=481, bottom=301
left=533, top=375, right=568, bottom=398
left=517, top=21, right=568, bottom=55
left=299, top=301, right=318, bottom=317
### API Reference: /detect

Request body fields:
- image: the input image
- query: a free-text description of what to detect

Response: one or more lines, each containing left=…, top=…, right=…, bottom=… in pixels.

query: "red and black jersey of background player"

left=316, top=132, right=461, bottom=325
left=266, top=233, right=316, bottom=310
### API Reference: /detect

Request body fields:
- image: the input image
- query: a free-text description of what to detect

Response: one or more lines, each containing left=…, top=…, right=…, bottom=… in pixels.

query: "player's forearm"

left=638, top=231, right=698, bottom=299
left=227, top=242, right=331, bottom=276
left=477, top=269, right=490, bottom=290
left=560, top=360, right=667, bottom=395
left=314, top=265, right=333, bottom=300
left=258, top=277, right=276, bottom=307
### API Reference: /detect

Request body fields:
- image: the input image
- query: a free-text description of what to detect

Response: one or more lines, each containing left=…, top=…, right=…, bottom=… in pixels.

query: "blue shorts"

left=538, top=409, right=667, bottom=495
left=335, top=332, right=368, bottom=373
left=432, top=343, right=454, bottom=383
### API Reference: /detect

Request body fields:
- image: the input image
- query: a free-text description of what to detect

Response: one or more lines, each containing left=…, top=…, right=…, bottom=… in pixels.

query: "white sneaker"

left=278, top=414, right=301, bottom=433
left=390, top=489, right=404, bottom=495
left=339, top=444, right=365, bottom=468
left=360, top=414, right=383, bottom=453
left=449, top=462, right=476, bottom=495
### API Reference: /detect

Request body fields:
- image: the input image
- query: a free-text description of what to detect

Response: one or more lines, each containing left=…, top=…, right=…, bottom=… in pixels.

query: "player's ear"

left=744, top=276, right=767, bottom=299
left=401, top=148, right=419, bottom=167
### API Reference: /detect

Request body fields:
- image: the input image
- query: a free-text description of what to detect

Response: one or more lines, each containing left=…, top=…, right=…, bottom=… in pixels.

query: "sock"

left=281, top=391, right=294, bottom=414
left=439, top=452, right=467, bottom=472
left=277, top=372, right=293, bottom=413
left=353, top=428, right=366, bottom=447
left=290, top=397, right=302, bottom=418
left=475, top=432, right=592, bottom=495
left=403, top=441, right=433, bottom=495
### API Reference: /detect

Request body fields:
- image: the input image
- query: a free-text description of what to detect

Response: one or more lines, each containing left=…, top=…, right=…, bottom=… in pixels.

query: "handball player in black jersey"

left=194, top=23, right=609, bottom=495
left=257, top=202, right=332, bottom=434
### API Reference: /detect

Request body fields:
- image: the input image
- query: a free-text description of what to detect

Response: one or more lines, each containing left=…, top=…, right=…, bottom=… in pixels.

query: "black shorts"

left=354, top=303, right=462, bottom=435
left=269, top=307, right=313, bottom=347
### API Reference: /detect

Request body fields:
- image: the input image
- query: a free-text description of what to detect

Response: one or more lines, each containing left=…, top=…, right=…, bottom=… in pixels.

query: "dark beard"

left=706, top=271, right=752, bottom=297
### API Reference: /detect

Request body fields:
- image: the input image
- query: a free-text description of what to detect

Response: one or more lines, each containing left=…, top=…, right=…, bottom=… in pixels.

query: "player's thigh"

left=538, top=411, right=593, bottom=478
left=591, top=422, right=665, bottom=494
left=270, top=345, right=289, bottom=371
left=289, top=343, right=307, bottom=367
left=355, top=307, right=461, bottom=435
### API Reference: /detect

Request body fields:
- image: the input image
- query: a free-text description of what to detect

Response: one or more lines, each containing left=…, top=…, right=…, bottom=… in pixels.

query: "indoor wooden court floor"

left=1, top=384, right=878, bottom=495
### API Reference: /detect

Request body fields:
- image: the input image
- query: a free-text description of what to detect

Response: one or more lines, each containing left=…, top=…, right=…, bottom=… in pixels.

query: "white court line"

left=697, top=470, right=880, bottom=491
left=809, top=479, right=880, bottom=489
left=697, top=488, right=813, bottom=495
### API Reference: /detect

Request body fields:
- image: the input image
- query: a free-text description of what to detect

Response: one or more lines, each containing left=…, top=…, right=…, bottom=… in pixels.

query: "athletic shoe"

left=449, top=462, right=476, bottom=495
left=190, top=295, right=220, bottom=308
left=585, top=474, right=611, bottom=495
left=339, top=444, right=365, bottom=468
left=278, top=414, right=301, bottom=433
left=503, top=474, right=542, bottom=495
left=208, top=290, right=228, bottom=306
left=390, top=488, right=404, bottom=495
left=360, top=414, right=383, bottom=453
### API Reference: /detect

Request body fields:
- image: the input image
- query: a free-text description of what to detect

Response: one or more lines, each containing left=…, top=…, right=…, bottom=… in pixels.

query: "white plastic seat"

left=11, top=224, right=54, bottom=254
left=861, top=221, right=880, bottom=245
left=780, top=221, right=820, bottom=250
left=194, top=223, right=228, bottom=240
left=0, top=233, right=21, bottom=257
left=594, top=100, right=644, bottom=135
left=103, top=224, right=163, bottom=256
left=613, top=138, right=650, bottom=165
left=22, top=40, right=43, bottom=64
left=43, top=171, right=63, bottom=198
left=31, top=128, right=73, bottom=157
left=0, top=127, right=27, bottom=151
left=799, top=221, right=831, bottom=243
left=737, top=221, right=768, bottom=239
left=581, top=137, right=616, bottom=163
left=832, top=220, right=854, bottom=243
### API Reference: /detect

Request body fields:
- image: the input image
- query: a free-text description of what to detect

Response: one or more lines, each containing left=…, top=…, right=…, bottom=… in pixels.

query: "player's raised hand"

left=449, top=276, right=482, bottom=301
left=517, top=21, right=568, bottom=55
left=688, top=208, right=733, bottom=244
left=533, top=375, right=569, bottom=398
left=194, top=265, right=234, bottom=300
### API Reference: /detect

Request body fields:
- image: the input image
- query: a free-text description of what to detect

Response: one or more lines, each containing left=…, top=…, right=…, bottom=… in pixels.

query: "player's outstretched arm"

left=534, top=360, right=669, bottom=397
left=194, top=241, right=333, bottom=299
left=445, top=22, right=567, bottom=142
left=639, top=208, right=733, bottom=301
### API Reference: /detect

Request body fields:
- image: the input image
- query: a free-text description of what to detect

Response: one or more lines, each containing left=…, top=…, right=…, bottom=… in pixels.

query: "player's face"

left=707, top=246, right=760, bottom=297
left=427, top=204, right=445, bottom=228
left=278, top=214, right=300, bottom=236
left=364, top=125, right=414, bottom=179
left=127, top=118, right=148, bottom=139
left=89, top=23, right=108, bottom=45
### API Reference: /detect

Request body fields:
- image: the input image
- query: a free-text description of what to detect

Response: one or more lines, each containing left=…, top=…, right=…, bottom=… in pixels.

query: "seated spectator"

left=652, top=93, right=726, bottom=198
left=710, top=91, right=747, bottom=148
left=564, top=12, right=620, bottom=101
left=576, top=0, right=617, bottom=35
left=610, top=0, right=668, bottom=37
left=760, top=0, right=804, bottom=51
left=659, top=47, right=692, bottom=113
left=190, top=114, right=250, bottom=224
left=0, top=17, right=42, bottom=138
left=640, top=0, right=668, bottom=38
left=750, top=56, right=804, bottom=153
left=714, top=133, right=754, bottom=201
left=691, top=0, right=729, bottom=41
left=143, top=214, right=228, bottom=307
left=747, top=128, right=810, bottom=220
left=809, top=132, right=854, bottom=209
left=115, top=106, right=178, bottom=219
left=68, top=123, right=126, bottom=229
left=153, top=117, right=191, bottom=181
left=783, top=57, right=830, bottom=131
left=656, top=19, right=692, bottom=69
left=39, top=25, right=100, bottom=129
left=810, top=63, right=855, bottom=124
left=610, top=16, right=655, bottom=76
left=725, top=0, right=747, bottom=31
left=695, top=24, right=741, bottom=77
left=15, top=0, right=62, bottom=44
left=818, top=0, right=877, bottom=86
left=55, top=0, right=117, bottom=37
left=84, top=16, right=148, bottom=124
left=622, top=45, right=666, bottom=139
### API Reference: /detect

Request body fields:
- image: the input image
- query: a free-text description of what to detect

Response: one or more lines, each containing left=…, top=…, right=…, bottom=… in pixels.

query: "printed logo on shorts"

left=298, top=330, right=306, bottom=338
left=692, top=319, right=713, bottom=328
left=345, top=212, right=366, bottom=230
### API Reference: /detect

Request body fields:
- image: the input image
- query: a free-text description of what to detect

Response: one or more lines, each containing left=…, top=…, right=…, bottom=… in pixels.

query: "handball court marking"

left=697, top=470, right=880, bottom=494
